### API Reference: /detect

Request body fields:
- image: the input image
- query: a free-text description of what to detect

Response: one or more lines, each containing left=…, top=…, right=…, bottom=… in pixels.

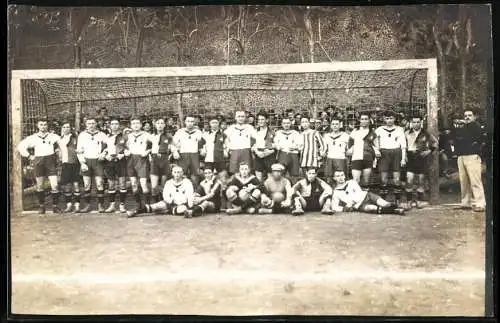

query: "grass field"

left=10, top=199, right=486, bottom=316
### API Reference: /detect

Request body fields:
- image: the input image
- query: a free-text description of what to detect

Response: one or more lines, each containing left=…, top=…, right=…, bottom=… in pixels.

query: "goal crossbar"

left=10, top=59, right=439, bottom=214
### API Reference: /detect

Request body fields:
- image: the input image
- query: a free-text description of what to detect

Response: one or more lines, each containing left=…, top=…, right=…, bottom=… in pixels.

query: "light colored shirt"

left=224, top=124, right=256, bottom=150
left=18, top=132, right=61, bottom=157
left=125, top=131, right=151, bottom=155
left=254, top=127, right=269, bottom=149
left=332, top=179, right=368, bottom=211
left=273, top=129, right=303, bottom=154
left=173, top=128, right=203, bottom=154
left=163, top=178, right=194, bottom=206
left=76, top=130, right=107, bottom=160
left=323, top=132, right=350, bottom=159
left=375, top=126, right=407, bottom=150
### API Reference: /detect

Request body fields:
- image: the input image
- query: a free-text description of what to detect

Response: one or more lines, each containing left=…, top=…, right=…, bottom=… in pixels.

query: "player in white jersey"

left=149, top=118, right=173, bottom=203
left=172, top=115, right=204, bottom=184
left=18, top=119, right=62, bottom=214
left=258, top=163, right=293, bottom=214
left=300, top=117, right=325, bottom=169
left=347, top=113, right=380, bottom=188
left=224, top=111, right=257, bottom=175
left=185, top=167, right=223, bottom=218
left=58, top=122, right=81, bottom=213
left=76, top=117, right=108, bottom=213
left=252, top=111, right=276, bottom=181
left=102, top=117, right=128, bottom=213
left=273, top=117, right=303, bottom=183
left=323, top=118, right=350, bottom=185
left=375, top=110, right=407, bottom=205
left=124, top=116, right=153, bottom=210
left=225, top=162, right=262, bottom=214
left=127, top=166, right=195, bottom=217
left=331, top=171, right=405, bottom=215
left=290, top=167, right=334, bottom=215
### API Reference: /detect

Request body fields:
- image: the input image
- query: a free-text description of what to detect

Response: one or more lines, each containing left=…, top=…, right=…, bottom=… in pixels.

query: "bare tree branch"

left=465, top=17, right=472, bottom=54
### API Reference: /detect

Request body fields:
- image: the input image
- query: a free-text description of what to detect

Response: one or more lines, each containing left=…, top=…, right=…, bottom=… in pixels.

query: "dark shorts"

left=60, top=163, right=81, bottom=184
left=204, top=161, right=227, bottom=173
left=304, top=196, right=322, bottom=212
left=272, top=204, right=291, bottom=214
left=81, top=158, right=105, bottom=177
left=351, top=155, right=375, bottom=171
left=277, top=151, right=300, bottom=176
left=179, top=153, right=200, bottom=176
left=150, top=154, right=171, bottom=177
left=105, top=158, right=127, bottom=180
left=324, top=158, right=348, bottom=177
left=358, top=191, right=381, bottom=209
left=379, top=149, right=402, bottom=172
left=406, top=151, right=427, bottom=174
left=253, top=153, right=276, bottom=173
left=127, top=155, right=149, bottom=178
left=33, top=154, right=58, bottom=177
left=229, top=149, right=253, bottom=174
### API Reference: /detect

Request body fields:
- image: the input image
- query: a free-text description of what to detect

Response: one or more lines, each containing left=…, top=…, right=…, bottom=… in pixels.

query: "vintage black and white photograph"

left=7, top=4, right=493, bottom=316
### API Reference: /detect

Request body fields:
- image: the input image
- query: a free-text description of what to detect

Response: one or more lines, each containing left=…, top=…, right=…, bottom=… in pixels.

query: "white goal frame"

left=10, top=59, right=438, bottom=214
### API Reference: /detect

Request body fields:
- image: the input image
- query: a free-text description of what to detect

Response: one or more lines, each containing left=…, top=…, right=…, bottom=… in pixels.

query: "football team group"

left=18, top=109, right=444, bottom=218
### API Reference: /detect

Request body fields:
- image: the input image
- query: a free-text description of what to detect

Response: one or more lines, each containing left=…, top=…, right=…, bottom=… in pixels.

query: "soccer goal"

left=10, top=59, right=438, bottom=213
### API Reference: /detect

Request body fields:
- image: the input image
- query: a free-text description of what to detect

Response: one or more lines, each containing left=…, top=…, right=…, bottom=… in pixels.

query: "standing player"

left=331, top=171, right=405, bottom=215
left=224, top=111, right=256, bottom=175
left=323, top=118, right=350, bottom=185
left=76, top=117, right=108, bottom=213
left=404, top=115, right=438, bottom=208
left=124, top=116, right=152, bottom=210
left=202, top=116, right=228, bottom=175
left=103, top=117, right=128, bottom=213
left=225, top=162, right=262, bottom=214
left=58, top=122, right=81, bottom=213
left=290, top=168, right=334, bottom=215
left=126, top=166, right=194, bottom=217
left=258, top=164, right=293, bottom=214
left=375, top=110, right=407, bottom=205
left=149, top=118, right=173, bottom=203
left=300, top=116, right=325, bottom=172
left=185, top=168, right=223, bottom=218
left=18, top=119, right=62, bottom=214
left=347, top=113, right=380, bottom=188
left=172, top=115, right=204, bottom=184
left=273, top=117, right=303, bottom=183
left=252, top=111, right=276, bottom=181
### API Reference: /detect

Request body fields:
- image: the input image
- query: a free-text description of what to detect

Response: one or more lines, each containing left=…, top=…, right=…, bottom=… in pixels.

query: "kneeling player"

left=258, top=163, right=293, bottom=214
left=126, top=166, right=194, bottom=217
left=331, top=171, right=405, bottom=215
left=290, top=168, right=334, bottom=215
left=225, top=162, right=262, bottom=214
left=185, top=168, right=223, bottom=218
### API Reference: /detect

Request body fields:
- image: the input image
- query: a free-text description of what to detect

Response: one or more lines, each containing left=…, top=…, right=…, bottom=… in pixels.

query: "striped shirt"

left=300, top=129, right=325, bottom=168
left=18, top=132, right=61, bottom=158
left=77, top=130, right=108, bottom=159
left=323, top=132, right=350, bottom=160
left=58, top=133, right=78, bottom=164
left=375, top=126, right=407, bottom=150
left=224, top=124, right=256, bottom=150
left=273, top=129, right=303, bottom=154
left=125, top=131, right=152, bottom=156
left=172, top=128, right=204, bottom=154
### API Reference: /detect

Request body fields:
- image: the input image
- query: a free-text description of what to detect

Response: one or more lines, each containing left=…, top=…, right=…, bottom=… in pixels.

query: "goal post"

left=10, top=59, right=439, bottom=214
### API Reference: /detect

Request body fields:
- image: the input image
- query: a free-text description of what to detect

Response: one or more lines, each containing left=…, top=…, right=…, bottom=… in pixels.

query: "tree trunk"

left=304, top=8, right=316, bottom=117
left=133, top=25, right=146, bottom=113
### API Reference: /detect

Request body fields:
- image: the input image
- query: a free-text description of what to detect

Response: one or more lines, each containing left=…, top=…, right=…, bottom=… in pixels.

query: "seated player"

left=185, top=168, right=223, bottom=218
left=290, top=168, right=334, bottom=215
left=225, top=162, right=262, bottom=215
left=258, top=163, right=294, bottom=214
left=331, top=171, right=405, bottom=215
left=126, top=166, right=194, bottom=218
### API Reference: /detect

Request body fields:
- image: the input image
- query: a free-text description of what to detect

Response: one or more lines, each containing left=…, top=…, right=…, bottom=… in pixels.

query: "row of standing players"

left=18, top=110, right=436, bottom=215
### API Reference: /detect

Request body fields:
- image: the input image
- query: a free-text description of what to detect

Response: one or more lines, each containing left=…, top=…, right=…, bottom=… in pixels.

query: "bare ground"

left=10, top=207, right=485, bottom=316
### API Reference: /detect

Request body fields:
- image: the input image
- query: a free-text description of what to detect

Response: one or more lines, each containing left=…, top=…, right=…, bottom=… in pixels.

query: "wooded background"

left=8, top=5, right=492, bottom=129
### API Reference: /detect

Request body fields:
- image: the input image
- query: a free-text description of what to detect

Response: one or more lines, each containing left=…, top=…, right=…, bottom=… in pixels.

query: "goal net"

left=11, top=60, right=439, bottom=212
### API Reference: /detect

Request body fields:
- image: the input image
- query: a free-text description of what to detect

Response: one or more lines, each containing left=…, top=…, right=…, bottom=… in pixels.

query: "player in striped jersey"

left=124, top=116, right=153, bottom=210
left=126, top=166, right=195, bottom=217
left=323, top=118, right=350, bottom=185
left=331, top=171, right=405, bottom=215
left=185, top=167, right=223, bottom=218
left=149, top=118, right=173, bottom=203
left=58, top=122, right=81, bottom=213
left=375, top=110, right=407, bottom=205
left=347, top=113, right=380, bottom=188
left=290, top=168, right=334, bottom=215
left=76, top=117, right=108, bottom=213
left=224, top=111, right=257, bottom=175
left=273, top=117, right=303, bottom=184
left=102, top=117, right=128, bottom=213
left=172, top=115, right=204, bottom=184
left=18, top=119, right=62, bottom=214
left=300, top=117, right=326, bottom=170
left=225, top=162, right=262, bottom=214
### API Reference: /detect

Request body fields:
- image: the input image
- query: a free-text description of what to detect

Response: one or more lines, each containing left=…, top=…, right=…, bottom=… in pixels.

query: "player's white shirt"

left=332, top=179, right=368, bottom=210
left=323, top=131, right=350, bottom=159
left=163, top=178, right=194, bottom=205
left=202, top=130, right=217, bottom=162
left=375, top=125, right=407, bottom=150
left=273, top=129, right=303, bottom=153
left=18, top=132, right=61, bottom=157
left=76, top=130, right=108, bottom=159
left=125, top=131, right=151, bottom=155
left=253, top=127, right=270, bottom=149
left=173, top=128, right=203, bottom=154
left=224, top=124, right=256, bottom=150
